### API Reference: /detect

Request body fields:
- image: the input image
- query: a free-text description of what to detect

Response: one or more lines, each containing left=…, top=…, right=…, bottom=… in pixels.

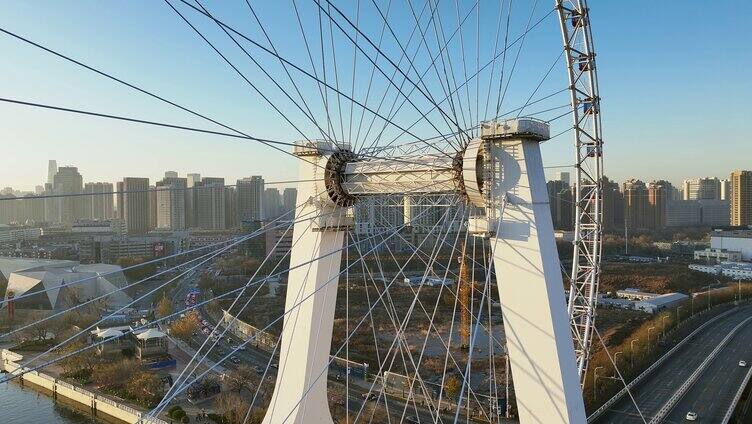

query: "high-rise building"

left=720, top=179, right=731, bottom=201
left=83, top=182, right=114, bottom=219
left=156, top=177, right=187, bottom=230
left=53, top=166, right=84, bottom=225
left=237, top=176, right=264, bottom=223
left=264, top=188, right=282, bottom=221
left=195, top=177, right=225, bottom=230
left=164, top=171, right=179, bottom=179
left=546, top=179, right=572, bottom=230
left=283, top=187, right=298, bottom=215
left=682, top=177, right=722, bottom=201
left=116, top=181, right=124, bottom=220
left=122, top=177, right=150, bottom=234
left=185, top=173, right=201, bottom=228
left=557, top=171, right=571, bottom=186
left=647, top=181, right=669, bottom=229
left=731, top=170, right=752, bottom=226
left=602, top=177, right=624, bottom=231
left=623, top=179, right=648, bottom=230
left=224, top=186, right=238, bottom=228
left=47, top=160, right=57, bottom=185
left=148, top=185, right=158, bottom=230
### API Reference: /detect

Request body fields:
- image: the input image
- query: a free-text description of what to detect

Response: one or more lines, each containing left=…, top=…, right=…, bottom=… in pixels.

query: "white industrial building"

left=711, top=229, right=752, bottom=261
left=634, top=293, right=689, bottom=313
left=0, top=257, right=132, bottom=310
left=689, top=261, right=752, bottom=280
left=694, top=248, right=743, bottom=263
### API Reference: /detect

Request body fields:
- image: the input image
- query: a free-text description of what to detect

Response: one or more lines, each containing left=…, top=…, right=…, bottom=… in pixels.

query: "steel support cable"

left=425, top=0, right=471, bottom=141
left=366, top=205, right=466, bottom=423
left=352, top=203, right=464, bottom=423
left=452, top=0, right=475, bottom=138
left=493, top=0, right=515, bottom=118
left=365, top=85, right=568, bottom=159
left=325, top=2, right=347, bottom=145
left=346, top=0, right=361, bottom=151
left=290, top=0, right=337, bottom=148
left=496, top=0, right=542, bottom=117
left=359, top=0, right=480, bottom=156
left=317, top=0, right=470, bottom=142
left=385, top=224, right=506, bottom=351
left=0, top=186, right=317, bottom=308
left=452, top=199, right=506, bottom=424
left=0, top=95, right=452, bottom=173
left=281, top=200, right=464, bottom=424
left=165, top=0, right=326, bottom=147
left=315, top=0, right=464, bottom=157
left=150, top=181, right=457, bottom=410
left=175, top=0, right=455, bottom=161
left=371, top=8, right=556, bottom=153
left=390, top=210, right=493, bottom=423
left=11, top=198, right=331, bottom=369
left=357, top=206, right=482, bottom=424
left=368, top=0, right=467, bottom=152
left=154, top=214, right=306, bottom=419
left=482, top=0, right=508, bottom=122
left=0, top=27, right=322, bottom=171
left=367, top=200, right=505, bottom=348
left=0, top=213, right=306, bottom=342
left=2, top=230, right=255, bottom=385
left=146, top=193, right=456, bottom=420
left=243, top=0, right=334, bottom=148
left=161, top=206, right=353, bottom=419
left=354, top=0, right=438, bottom=154
left=1, top=193, right=441, bottom=389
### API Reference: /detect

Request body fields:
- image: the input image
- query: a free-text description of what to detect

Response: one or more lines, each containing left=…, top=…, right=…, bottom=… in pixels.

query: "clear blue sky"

left=0, top=1, right=749, bottom=191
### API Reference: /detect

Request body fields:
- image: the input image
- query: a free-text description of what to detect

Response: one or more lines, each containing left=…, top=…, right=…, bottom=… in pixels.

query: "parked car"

left=231, top=356, right=241, bottom=364
left=740, top=360, right=747, bottom=367
left=686, top=412, right=698, bottom=421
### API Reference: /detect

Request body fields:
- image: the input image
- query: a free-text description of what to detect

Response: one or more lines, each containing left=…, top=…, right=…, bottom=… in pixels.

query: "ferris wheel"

left=0, top=1, right=603, bottom=423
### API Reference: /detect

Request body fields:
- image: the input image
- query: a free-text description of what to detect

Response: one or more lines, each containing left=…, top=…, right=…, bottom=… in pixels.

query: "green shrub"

left=181, top=416, right=190, bottom=423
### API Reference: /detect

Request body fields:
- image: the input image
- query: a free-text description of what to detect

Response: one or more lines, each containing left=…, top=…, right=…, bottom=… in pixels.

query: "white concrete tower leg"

left=263, top=143, right=349, bottom=424
left=489, top=137, right=587, bottom=423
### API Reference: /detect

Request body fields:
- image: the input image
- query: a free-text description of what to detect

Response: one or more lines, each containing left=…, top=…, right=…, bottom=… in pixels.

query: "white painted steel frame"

left=557, top=0, right=605, bottom=382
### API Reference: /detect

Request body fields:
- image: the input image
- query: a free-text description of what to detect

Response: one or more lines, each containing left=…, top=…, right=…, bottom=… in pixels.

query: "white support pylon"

left=263, top=141, right=351, bottom=424
left=482, top=121, right=587, bottom=423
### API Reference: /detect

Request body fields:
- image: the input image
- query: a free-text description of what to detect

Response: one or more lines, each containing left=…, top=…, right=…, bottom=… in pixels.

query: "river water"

left=0, top=381, right=99, bottom=423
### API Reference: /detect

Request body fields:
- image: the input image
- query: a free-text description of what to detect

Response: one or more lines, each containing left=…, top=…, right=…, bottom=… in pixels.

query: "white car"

left=686, top=412, right=697, bottom=421
left=740, top=360, right=747, bottom=367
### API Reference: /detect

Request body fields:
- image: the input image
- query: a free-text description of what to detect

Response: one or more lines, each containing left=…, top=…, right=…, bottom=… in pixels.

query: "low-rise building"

left=634, top=292, right=689, bottom=313
left=616, top=288, right=658, bottom=301
left=711, top=229, right=752, bottom=261
left=689, top=261, right=752, bottom=280
left=693, top=248, right=742, bottom=263
left=0, top=224, right=42, bottom=243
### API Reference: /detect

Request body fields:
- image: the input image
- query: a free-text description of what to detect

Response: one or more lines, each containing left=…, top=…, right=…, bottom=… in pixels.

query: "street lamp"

left=614, top=351, right=623, bottom=367
left=677, top=306, right=684, bottom=324
left=631, top=338, right=640, bottom=367
left=648, top=326, right=655, bottom=346
left=662, top=315, right=669, bottom=339
left=594, top=366, right=604, bottom=400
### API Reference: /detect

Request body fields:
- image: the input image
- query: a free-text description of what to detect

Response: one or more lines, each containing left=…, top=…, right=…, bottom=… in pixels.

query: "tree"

left=215, top=391, right=251, bottom=424
left=59, top=340, right=100, bottom=375
left=115, top=257, right=157, bottom=281
left=92, top=359, right=135, bottom=388
left=444, top=376, right=461, bottom=400
left=155, top=296, right=172, bottom=319
left=125, top=371, right=164, bottom=406
left=225, top=364, right=258, bottom=393
left=170, top=311, right=200, bottom=340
